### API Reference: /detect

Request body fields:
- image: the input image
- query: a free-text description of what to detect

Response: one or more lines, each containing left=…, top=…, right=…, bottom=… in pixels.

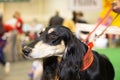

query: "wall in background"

left=0, top=0, right=102, bottom=26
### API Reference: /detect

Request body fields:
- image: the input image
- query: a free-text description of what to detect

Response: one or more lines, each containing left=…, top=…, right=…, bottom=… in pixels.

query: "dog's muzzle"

left=22, top=46, right=32, bottom=56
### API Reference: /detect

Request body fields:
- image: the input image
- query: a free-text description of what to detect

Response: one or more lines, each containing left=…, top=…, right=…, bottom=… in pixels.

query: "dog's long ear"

left=59, top=35, right=87, bottom=79
left=59, top=27, right=87, bottom=64
left=63, top=36, right=86, bottom=65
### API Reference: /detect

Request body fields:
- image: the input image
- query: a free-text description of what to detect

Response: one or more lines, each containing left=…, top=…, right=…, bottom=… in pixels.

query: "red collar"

left=80, top=42, right=94, bottom=71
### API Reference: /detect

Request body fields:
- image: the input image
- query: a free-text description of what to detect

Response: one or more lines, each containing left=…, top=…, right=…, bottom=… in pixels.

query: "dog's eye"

left=48, top=32, right=57, bottom=39
left=50, top=34, right=57, bottom=39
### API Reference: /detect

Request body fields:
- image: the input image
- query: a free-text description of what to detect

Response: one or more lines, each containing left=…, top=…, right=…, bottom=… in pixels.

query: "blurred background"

left=0, top=0, right=101, bottom=25
left=0, top=0, right=120, bottom=80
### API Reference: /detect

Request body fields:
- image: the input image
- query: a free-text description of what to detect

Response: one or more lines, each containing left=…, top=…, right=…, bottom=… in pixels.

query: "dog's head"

left=22, top=25, right=74, bottom=59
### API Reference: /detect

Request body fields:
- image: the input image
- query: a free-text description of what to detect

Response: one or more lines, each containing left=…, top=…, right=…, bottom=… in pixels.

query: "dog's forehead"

left=48, top=28, right=55, bottom=34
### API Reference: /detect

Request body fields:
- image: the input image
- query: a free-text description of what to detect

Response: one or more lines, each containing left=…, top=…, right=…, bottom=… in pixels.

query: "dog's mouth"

left=22, top=46, right=33, bottom=59
left=22, top=54, right=33, bottom=60
left=22, top=40, right=65, bottom=59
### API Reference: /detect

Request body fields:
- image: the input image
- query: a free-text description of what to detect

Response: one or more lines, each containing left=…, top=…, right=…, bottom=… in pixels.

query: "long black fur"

left=56, top=26, right=115, bottom=80
left=22, top=25, right=114, bottom=80
left=42, top=56, right=59, bottom=80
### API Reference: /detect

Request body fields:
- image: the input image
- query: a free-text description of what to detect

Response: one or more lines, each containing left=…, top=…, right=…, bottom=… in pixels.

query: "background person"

left=76, top=11, right=88, bottom=24
left=48, top=11, right=64, bottom=26
left=4, top=11, right=24, bottom=62
left=0, top=13, right=10, bottom=74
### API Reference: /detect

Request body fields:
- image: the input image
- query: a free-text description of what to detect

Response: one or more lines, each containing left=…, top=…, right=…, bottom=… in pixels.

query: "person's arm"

left=112, top=0, right=120, bottom=13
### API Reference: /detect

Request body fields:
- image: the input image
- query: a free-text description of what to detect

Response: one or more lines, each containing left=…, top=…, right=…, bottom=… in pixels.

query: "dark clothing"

left=72, top=16, right=76, bottom=23
left=72, top=11, right=77, bottom=23
left=0, top=17, right=5, bottom=37
left=0, top=38, right=6, bottom=66
left=49, top=15, right=64, bottom=26
left=76, top=19, right=88, bottom=24
left=0, top=26, right=5, bottom=37
left=0, top=15, right=6, bottom=66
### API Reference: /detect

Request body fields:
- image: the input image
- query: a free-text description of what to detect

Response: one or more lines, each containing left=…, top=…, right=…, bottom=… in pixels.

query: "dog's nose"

left=22, top=46, right=32, bottom=56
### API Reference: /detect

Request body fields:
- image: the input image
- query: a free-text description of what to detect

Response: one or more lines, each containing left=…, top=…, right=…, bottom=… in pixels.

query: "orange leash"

left=93, top=13, right=119, bottom=41
left=82, top=7, right=113, bottom=43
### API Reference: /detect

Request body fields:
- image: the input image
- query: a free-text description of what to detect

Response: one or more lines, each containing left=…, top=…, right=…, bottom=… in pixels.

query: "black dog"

left=23, top=25, right=114, bottom=80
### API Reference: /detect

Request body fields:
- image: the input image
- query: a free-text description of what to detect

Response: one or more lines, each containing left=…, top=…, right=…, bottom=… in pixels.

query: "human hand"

left=112, top=0, right=120, bottom=13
